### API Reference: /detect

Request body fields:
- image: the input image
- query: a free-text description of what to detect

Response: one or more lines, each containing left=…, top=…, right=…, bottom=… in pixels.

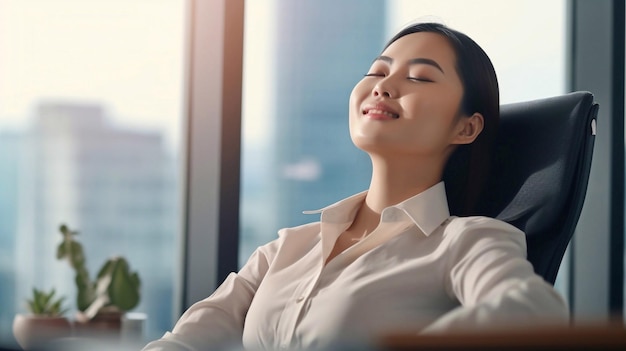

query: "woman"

left=143, top=22, right=568, bottom=351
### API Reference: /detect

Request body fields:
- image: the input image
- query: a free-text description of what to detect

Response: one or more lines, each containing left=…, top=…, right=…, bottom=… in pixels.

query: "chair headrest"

left=445, top=91, right=598, bottom=240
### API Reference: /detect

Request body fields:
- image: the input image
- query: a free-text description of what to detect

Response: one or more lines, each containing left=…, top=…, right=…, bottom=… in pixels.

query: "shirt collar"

left=393, top=181, right=450, bottom=236
left=303, top=181, right=450, bottom=236
left=302, top=191, right=368, bottom=224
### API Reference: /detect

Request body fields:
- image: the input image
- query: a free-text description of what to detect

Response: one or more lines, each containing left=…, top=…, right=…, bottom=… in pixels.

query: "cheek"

left=406, top=92, right=460, bottom=128
left=401, top=101, right=458, bottom=148
left=349, top=82, right=368, bottom=121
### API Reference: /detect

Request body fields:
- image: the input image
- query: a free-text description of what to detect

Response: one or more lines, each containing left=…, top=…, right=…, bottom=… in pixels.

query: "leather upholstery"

left=444, top=91, right=598, bottom=284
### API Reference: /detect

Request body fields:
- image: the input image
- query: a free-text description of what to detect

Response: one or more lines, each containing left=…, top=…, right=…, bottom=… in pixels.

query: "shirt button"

left=296, top=296, right=305, bottom=303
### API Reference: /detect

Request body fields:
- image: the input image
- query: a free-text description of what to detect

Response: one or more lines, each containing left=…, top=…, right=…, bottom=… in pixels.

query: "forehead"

left=381, top=32, right=457, bottom=71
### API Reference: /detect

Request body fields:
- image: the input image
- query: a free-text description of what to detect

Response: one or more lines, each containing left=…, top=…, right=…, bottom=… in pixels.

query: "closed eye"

left=408, top=77, right=433, bottom=82
left=364, top=73, right=385, bottom=78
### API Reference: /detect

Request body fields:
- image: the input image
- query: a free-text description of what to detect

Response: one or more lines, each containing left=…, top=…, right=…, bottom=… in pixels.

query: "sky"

left=0, top=0, right=566, bottom=152
left=387, top=0, right=567, bottom=105
left=0, top=0, right=185, bottom=149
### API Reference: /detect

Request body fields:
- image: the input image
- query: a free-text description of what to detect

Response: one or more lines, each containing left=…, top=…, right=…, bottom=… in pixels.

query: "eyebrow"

left=374, top=55, right=445, bottom=74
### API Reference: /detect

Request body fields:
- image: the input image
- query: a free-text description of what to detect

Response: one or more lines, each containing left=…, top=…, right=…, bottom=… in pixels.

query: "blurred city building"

left=0, top=101, right=179, bottom=341
left=239, top=0, right=387, bottom=262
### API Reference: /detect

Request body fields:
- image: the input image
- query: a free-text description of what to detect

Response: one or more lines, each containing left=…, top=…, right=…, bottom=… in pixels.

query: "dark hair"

left=384, top=22, right=500, bottom=216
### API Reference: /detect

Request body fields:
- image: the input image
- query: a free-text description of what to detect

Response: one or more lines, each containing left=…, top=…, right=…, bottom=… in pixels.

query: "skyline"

left=0, top=100, right=179, bottom=343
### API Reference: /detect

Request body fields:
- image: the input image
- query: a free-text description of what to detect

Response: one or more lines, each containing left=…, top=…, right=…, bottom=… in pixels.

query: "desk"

left=379, top=325, right=626, bottom=350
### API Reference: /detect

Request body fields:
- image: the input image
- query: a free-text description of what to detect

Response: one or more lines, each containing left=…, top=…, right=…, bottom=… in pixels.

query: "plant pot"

left=12, top=314, right=72, bottom=350
left=73, top=309, right=123, bottom=339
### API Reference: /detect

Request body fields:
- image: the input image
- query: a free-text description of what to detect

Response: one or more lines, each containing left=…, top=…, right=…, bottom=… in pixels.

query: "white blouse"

left=142, top=182, right=569, bottom=351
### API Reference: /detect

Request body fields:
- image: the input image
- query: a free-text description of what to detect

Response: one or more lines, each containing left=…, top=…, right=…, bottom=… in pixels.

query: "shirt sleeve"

left=421, top=217, right=570, bottom=334
left=141, top=240, right=279, bottom=351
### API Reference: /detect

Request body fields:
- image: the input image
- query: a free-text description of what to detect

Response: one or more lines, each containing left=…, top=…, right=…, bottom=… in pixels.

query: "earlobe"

left=454, top=113, right=484, bottom=144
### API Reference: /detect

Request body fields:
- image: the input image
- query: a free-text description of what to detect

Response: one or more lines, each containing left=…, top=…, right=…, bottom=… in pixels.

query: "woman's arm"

left=142, top=241, right=277, bottom=351
left=422, top=217, right=569, bottom=334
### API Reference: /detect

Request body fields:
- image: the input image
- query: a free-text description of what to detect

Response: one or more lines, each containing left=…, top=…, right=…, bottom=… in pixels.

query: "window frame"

left=569, top=0, right=624, bottom=319
left=180, top=0, right=243, bottom=311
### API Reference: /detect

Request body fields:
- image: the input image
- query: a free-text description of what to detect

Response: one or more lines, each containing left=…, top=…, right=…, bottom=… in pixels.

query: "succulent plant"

left=26, top=288, right=68, bottom=317
left=56, top=224, right=141, bottom=320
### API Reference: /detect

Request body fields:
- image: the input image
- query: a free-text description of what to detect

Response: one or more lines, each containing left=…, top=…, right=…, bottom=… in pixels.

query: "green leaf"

left=107, top=258, right=140, bottom=311
left=56, top=241, right=67, bottom=259
left=27, top=299, right=40, bottom=314
left=26, top=287, right=68, bottom=316
left=40, top=289, right=53, bottom=308
left=69, top=242, right=85, bottom=268
left=96, top=259, right=115, bottom=279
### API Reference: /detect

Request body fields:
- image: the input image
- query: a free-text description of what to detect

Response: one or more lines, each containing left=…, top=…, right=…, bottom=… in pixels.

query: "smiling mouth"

left=363, top=108, right=400, bottom=119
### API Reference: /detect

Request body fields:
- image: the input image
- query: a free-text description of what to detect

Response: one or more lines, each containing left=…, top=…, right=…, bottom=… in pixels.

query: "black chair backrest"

left=444, top=91, right=598, bottom=284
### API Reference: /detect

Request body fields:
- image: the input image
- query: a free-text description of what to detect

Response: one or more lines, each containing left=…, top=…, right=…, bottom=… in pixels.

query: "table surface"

left=379, top=324, right=626, bottom=350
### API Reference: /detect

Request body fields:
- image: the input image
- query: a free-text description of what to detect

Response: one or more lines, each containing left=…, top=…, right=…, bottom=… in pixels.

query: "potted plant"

left=56, top=224, right=141, bottom=334
left=12, top=288, right=71, bottom=350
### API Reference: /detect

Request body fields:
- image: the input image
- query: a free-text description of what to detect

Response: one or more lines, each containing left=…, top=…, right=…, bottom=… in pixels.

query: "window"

left=0, top=0, right=185, bottom=344
left=240, top=0, right=567, bottom=292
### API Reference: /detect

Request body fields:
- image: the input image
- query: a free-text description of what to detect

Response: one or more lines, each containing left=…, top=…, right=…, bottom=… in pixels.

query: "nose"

left=372, top=77, right=395, bottom=98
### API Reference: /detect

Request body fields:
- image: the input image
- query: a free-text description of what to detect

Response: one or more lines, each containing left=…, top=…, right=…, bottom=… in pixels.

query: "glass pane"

left=241, top=0, right=567, bottom=293
left=0, top=0, right=185, bottom=346
left=240, top=0, right=386, bottom=263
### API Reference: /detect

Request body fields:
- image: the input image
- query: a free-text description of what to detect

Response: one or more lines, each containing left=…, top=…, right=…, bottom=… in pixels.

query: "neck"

left=347, top=153, right=445, bottom=236
left=364, top=154, right=444, bottom=213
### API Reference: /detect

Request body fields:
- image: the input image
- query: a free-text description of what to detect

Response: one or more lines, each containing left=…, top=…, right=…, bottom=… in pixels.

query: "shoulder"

left=442, top=216, right=527, bottom=255
left=274, top=221, right=323, bottom=252
left=445, top=216, right=523, bottom=236
left=255, top=222, right=321, bottom=254
left=247, top=222, right=321, bottom=266
left=277, top=221, right=321, bottom=239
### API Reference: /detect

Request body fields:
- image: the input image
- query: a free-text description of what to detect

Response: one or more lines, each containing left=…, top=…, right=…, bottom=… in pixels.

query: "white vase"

left=12, top=314, right=72, bottom=350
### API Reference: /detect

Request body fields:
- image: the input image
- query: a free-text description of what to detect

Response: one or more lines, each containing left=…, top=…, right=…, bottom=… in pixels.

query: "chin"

left=352, top=136, right=394, bottom=154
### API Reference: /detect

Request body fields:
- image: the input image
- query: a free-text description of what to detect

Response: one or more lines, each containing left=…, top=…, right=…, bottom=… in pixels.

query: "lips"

left=362, top=103, right=400, bottom=119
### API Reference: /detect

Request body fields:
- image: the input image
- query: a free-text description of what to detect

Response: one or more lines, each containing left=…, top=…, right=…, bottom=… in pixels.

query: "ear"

left=451, top=113, right=484, bottom=145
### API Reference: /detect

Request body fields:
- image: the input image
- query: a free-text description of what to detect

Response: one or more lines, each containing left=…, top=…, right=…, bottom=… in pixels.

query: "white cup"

left=121, top=312, right=147, bottom=343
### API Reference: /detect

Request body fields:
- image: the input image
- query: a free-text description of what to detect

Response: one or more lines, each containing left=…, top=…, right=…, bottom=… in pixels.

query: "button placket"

left=280, top=262, right=325, bottom=345
left=292, top=263, right=323, bottom=308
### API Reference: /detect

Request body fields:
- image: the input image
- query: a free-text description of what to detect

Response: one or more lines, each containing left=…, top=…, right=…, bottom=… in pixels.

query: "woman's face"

left=349, top=31, right=471, bottom=159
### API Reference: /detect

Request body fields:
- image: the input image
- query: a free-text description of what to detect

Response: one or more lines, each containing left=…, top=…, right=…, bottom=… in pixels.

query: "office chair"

left=443, top=91, right=598, bottom=284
